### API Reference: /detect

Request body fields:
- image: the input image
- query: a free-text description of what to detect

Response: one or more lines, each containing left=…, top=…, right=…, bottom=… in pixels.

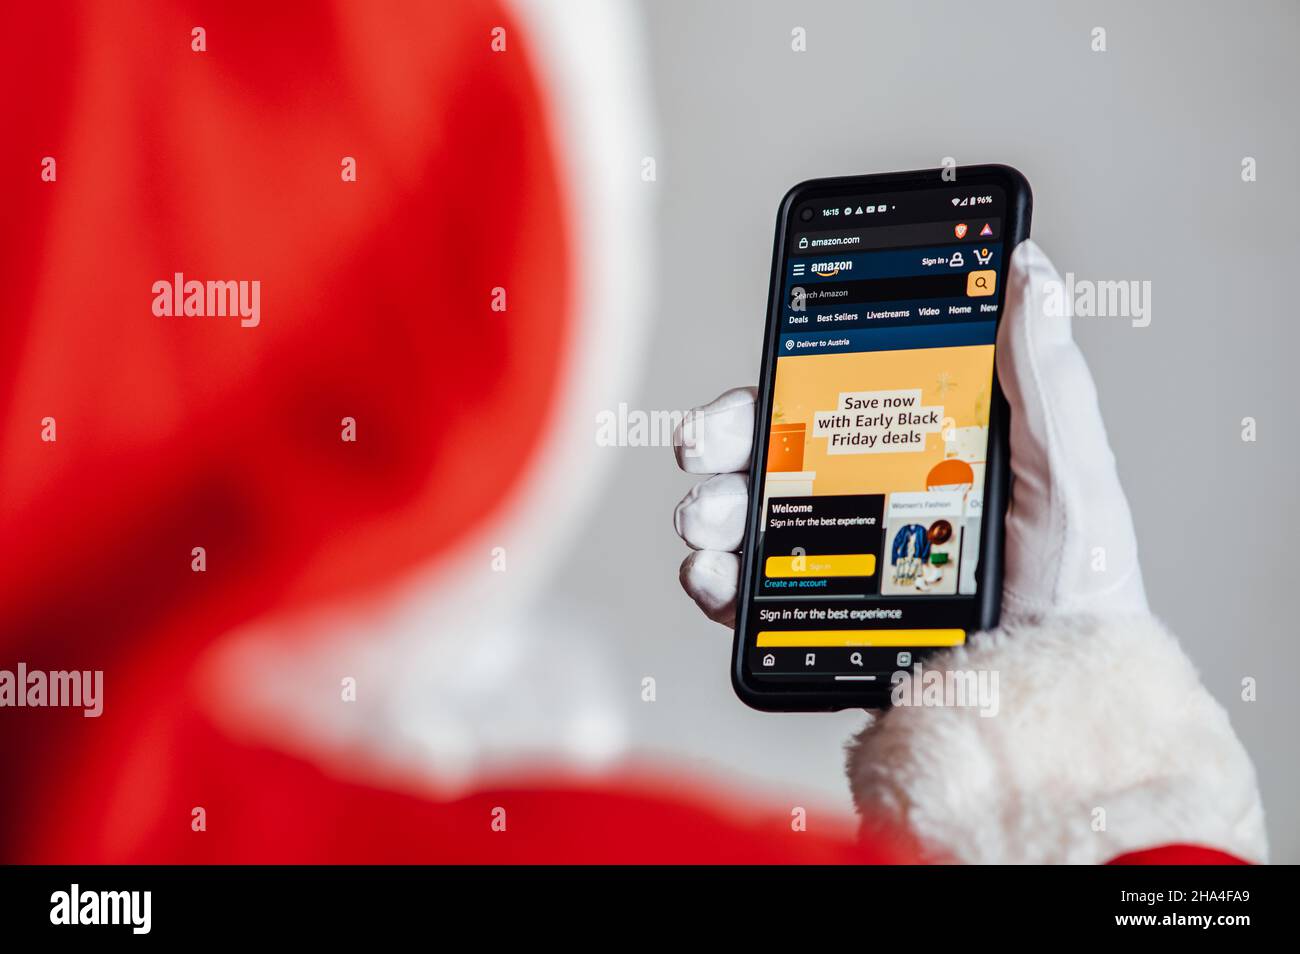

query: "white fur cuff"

left=846, top=613, right=1268, bottom=864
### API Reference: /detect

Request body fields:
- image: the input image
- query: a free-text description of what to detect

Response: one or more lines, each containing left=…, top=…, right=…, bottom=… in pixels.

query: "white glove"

left=672, top=240, right=1267, bottom=863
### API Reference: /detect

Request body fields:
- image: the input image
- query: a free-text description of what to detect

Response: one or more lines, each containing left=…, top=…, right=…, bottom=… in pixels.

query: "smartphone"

left=733, top=165, right=1032, bottom=711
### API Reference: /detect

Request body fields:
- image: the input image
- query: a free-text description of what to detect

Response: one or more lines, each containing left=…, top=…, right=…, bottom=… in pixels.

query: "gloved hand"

left=672, top=241, right=1267, bottom=863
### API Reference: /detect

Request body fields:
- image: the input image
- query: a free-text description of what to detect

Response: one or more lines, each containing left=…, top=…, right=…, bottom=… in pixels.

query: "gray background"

left=550, top=0, right=1300, bottom=860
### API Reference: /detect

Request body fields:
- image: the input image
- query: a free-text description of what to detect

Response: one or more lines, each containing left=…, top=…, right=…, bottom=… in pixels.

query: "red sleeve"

left=1107, top=845, right=1251, bottom=865
left=6, top=691, right=901, bottom=865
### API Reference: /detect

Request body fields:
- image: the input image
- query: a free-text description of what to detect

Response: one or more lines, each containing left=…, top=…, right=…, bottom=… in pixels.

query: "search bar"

left=790, top=270, right=994, bottom=307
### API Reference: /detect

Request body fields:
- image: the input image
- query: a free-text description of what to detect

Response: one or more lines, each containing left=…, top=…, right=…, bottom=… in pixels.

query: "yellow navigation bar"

left=756, top=629, right=967, bottom=648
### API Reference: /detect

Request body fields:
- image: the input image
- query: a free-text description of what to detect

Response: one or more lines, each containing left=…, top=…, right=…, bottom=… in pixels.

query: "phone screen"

left=738, top=175, right=1020, bottom=700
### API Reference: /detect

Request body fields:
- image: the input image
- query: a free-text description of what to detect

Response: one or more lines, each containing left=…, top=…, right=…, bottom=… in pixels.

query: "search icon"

left=849, top=652, right=863, bottom=667
left=966, top=269, right=996, bottom=296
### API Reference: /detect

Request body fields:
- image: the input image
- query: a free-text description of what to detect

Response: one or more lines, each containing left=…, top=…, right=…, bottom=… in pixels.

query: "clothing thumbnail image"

left=880, top=491, right=966, bottom=595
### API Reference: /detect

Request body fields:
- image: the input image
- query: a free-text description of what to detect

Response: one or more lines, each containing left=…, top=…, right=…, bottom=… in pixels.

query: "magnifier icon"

left=849, top=652, right=864, bottom=667
left=966, top=269, right=996, bottom=296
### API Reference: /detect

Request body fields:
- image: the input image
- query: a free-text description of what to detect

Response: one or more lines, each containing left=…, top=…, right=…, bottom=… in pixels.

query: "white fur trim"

left=846, top=613, right=1267, bottom=864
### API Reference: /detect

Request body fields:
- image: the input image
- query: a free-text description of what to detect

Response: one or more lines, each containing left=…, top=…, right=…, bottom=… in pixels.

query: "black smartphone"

left=733, top=165, right=1032, bottom=711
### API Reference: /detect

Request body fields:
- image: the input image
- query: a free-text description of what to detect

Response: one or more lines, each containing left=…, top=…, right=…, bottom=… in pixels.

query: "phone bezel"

left=731, top=164, right=1033, bottom=712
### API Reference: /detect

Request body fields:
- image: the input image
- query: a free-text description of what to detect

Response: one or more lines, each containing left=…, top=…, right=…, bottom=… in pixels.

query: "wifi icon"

left=951, top=197, right=961, bottom=206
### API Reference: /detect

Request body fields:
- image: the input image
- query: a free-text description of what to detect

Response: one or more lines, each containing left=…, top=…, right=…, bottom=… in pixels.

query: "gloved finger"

left=679, top=549, right=739, bottom=627
left=674, top=472, right=748, bottom=552
left=673, top=387, right=756, bottom=475
left=996, top=240, right=1147, bottom=617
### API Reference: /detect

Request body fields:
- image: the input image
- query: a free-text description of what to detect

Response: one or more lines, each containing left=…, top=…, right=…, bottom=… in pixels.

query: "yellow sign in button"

left=764, top=553, right=877, bottom=578
left=756, top=630, right=966, bottom=648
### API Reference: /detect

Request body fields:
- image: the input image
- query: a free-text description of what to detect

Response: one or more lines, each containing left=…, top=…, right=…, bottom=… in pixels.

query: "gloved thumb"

left=996, top=240, right=1147, bottom=618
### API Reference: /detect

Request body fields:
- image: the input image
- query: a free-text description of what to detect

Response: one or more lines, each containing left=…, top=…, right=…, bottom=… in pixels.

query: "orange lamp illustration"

left=926, top=458, right=974, bottom=493
left=768, top=422, right=806, bottom=472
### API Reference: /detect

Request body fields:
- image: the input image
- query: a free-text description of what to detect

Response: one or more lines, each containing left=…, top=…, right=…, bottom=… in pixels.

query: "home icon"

left=762, top=653, right=776, bottom=667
